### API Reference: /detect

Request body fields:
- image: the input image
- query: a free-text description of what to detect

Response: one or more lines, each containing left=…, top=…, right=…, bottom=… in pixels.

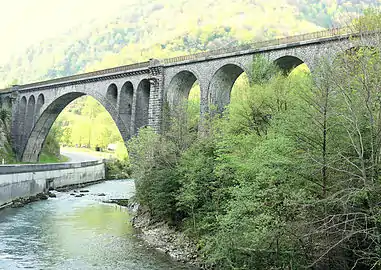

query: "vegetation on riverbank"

left=105, top=159, right=131, bottom=180
left=0, top=108, right=16, bottom=163
left=128, top=15, right=381, bottom=269
left=38, top=153, right=69, bottom=164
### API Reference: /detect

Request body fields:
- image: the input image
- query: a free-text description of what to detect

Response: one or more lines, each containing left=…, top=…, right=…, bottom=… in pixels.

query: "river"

left=0, top=180, right=196, bottom=270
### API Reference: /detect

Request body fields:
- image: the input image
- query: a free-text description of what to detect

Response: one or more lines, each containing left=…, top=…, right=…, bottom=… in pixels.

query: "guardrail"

left=0, top=159, right=104, bottom=175
left=17, top=61, right=150, bottom=90
left=162, top=27, right=352, bottom=64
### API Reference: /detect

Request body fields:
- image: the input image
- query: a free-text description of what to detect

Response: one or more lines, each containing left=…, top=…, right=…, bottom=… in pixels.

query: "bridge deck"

left=1, top=27, right=357, bottom=92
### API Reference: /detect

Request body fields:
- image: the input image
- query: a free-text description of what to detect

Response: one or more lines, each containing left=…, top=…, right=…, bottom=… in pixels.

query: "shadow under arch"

left=21, top=91, right=126, bottom=162
left=35, top=94, right=45, bottom=121
left=274, top=55, right=307, bottom=75
left=119, top=81, right=134, bottom=133
left=135, top=79, right=150, bottom=132
left=25, top=95, right=36, bottom=140
left=209, top=63, right=248, bottom=113
left=106, top=83, right=118, bottom=106
left=166, top=70, right=200, bottom=108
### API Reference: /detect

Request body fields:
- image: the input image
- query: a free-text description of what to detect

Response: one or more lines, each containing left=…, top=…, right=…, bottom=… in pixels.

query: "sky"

left=0, top=0, right=126, bottom=63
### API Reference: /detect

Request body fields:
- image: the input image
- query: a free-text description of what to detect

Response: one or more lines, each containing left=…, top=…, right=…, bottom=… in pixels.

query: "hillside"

left=0, top=0, right=379, bottom=88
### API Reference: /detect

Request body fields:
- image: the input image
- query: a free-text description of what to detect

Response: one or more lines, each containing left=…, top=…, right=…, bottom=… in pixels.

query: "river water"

left=0, top=180, right=195, bottom=270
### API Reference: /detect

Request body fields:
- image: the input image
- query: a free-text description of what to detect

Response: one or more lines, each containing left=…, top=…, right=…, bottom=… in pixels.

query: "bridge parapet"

left=0, top=159, right=104, bottom=174
left=161, top=27, right=352, bottom=65
left=14, top=61, right=151, bottom=91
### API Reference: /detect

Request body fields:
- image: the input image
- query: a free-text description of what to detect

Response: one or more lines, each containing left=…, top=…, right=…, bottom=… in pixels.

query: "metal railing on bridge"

left=162, top=27, right=351, bottom=65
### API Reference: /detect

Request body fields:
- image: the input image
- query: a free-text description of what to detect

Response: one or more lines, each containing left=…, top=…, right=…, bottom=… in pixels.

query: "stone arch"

left=21, top=91, right=125, bottom=162
left=35, top=94, right=45, bottom=121
left=274, top=55, right=306, bottom=74
left=166, top=70, right=200, bottom=107
left=119, top=81, right=134, bottom=133
left=17, top=96, right=27, bottom=146
left=208, top=63, right=247, bottom=112
left=135, top=79, right=150, bottom=131
left=24, top=95, right=36, bottom=138
left=106, top=83, right=118, bottom=106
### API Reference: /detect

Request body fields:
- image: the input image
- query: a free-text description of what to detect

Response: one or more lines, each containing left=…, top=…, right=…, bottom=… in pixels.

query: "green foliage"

left=251, top=55, right=281, bottom=85
left=115, top=142, right=129, bottom=160
left=176, top=137, right=221, bottom=236
left=128, top=58, right=314, bottom=268
left=38, top=152, right=69, bottom=163
left=202, top=134, right=310, bottom=269
left=105, top=159, right=131, bottom=180
left=0, top=107, right=16, bottom=163
left=41, top=126, right=61, bottom=157
left=38, top=125, right=64, bottom=163
left=352, top=7, right=381, bottom=31
left=52, top=96, right=126, bottom=151
left=129, top=43, right=381, bottom=268
left=128, top=128, right=181, bottom=222
left=0, top=109, right=10, bottom=126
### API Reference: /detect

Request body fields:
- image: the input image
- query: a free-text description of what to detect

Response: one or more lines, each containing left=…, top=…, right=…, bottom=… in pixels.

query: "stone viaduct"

left=0, top=28, right=377, bottom=162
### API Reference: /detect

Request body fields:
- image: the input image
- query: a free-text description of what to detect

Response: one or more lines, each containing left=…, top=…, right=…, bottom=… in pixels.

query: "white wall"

left=0, top=160, right=105, bottom=206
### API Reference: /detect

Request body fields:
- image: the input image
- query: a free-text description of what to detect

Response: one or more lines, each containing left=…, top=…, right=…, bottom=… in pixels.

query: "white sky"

left=0, top=0, right=127, bottom=62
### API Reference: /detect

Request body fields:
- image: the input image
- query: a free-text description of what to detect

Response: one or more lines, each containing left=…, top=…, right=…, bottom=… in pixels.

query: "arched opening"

left=274, top=56, right=305, bottom=75
left=119, top=81, right=134, bottom=133
left=135, top=79, right=150, bottom=132
left=106, top=83, right=118, bottom=106
left=21, top=92, right=127, bottom=163
left=166, top=70, right=201, bottom=129
left=24, top=95, right=36, bottom=138
left=35, top=94, right=45, bottom=122
left=167, top=71, right=198, bottom=107
left=209, top=64, right=246, bottom=113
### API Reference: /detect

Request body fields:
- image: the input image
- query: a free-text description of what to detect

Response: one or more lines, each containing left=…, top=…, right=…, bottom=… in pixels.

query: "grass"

left=38, top=152, right=70, bottom=163
left=0, top=143, right=17, bottom=164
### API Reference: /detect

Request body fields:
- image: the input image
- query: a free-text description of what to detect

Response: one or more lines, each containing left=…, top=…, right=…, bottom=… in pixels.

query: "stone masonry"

left=0, top=29, right=377, bottom=162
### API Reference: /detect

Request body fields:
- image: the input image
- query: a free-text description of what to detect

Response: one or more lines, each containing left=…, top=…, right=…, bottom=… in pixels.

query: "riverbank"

left=106, top=198, right=203, bottom=268
left=0, top=180, right=193, bottom=270
left=132, top=207, right=201, bottom=266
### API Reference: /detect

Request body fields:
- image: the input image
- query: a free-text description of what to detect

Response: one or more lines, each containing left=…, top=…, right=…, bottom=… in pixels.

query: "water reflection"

left=0, top=180, right=195, bottom=270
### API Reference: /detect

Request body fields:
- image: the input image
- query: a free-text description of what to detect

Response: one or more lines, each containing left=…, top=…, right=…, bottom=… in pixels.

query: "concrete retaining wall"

left=0, top=160, right=105, bottom=206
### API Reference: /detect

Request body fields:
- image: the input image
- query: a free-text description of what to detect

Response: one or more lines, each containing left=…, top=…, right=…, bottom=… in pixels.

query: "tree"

left=0, top=108, right=10, bottom=132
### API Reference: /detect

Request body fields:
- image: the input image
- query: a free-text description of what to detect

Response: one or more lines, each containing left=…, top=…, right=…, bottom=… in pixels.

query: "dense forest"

left=128, top=12, right=381, bottom=267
